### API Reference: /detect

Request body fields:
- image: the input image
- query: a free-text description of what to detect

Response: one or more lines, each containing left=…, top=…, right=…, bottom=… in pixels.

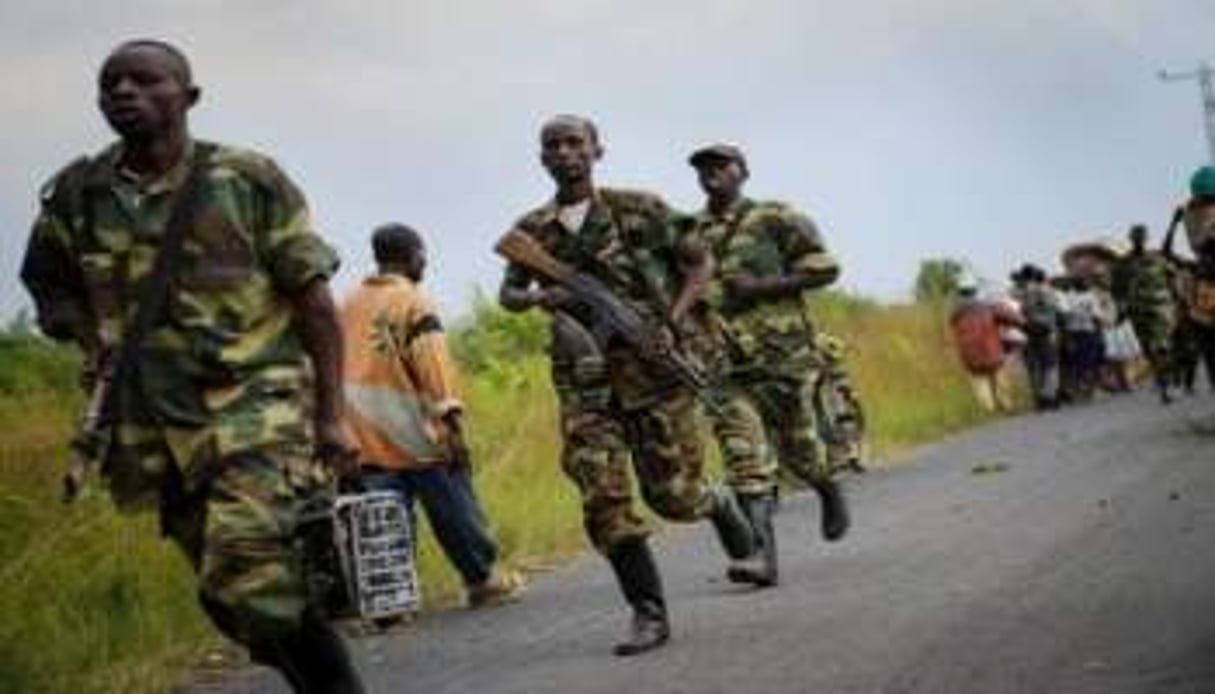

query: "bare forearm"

left=735, top=267, right=840, bottom=301
left=292, top=280, right=344, bottom=425
left=670, top=254, right=714, bottom=323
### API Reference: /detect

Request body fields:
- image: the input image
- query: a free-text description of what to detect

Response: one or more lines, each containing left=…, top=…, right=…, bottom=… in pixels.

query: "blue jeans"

left=360, top=464, right=499, bottom=587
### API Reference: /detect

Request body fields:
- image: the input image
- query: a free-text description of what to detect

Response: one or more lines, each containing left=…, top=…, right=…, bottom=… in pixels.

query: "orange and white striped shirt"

left=341, top=274, right=462, bottom=470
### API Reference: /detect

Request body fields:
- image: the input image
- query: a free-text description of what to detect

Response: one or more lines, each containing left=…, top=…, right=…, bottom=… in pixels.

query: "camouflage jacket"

left=1112, top=251, right=1175, bottom=319
left=499, top=188, right=684, bottom=403
left=20, top=140, right=338, bottom=496
left=681, top=198, right=838, bottom=365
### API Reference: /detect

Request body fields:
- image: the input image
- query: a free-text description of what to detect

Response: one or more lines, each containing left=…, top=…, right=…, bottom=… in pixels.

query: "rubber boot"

left=708, top=485, right=755, bottom=560
left=814, top=479, right=850, bottom=542
left=726, top=492, right=778, bottom=587
left=606, top=538, right=670, bottom=657
left=272, top=609, right=366, bottom=694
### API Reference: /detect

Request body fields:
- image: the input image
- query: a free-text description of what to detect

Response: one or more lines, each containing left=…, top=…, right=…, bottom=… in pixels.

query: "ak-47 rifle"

left=495, top=229, right=723, bottom=415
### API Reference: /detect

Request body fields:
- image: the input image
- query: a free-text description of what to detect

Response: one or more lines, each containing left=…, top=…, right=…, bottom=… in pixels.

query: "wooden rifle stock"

left=494, top=228, right=724, bottom=415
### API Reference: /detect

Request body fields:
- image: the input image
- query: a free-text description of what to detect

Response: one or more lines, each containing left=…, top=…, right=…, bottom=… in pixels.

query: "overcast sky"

left=4, top=0, right=1215, bottom=320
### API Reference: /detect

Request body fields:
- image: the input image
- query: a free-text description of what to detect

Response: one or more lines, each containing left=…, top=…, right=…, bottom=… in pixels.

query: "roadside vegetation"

left=0, top=288, right=991, bottom=693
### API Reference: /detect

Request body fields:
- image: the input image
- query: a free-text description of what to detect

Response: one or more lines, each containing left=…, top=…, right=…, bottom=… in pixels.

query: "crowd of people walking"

left=950, top=167, right=1215, bottom=412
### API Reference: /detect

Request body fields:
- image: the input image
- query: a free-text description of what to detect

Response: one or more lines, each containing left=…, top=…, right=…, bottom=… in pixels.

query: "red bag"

left=951, top=305, right=1005, bottom=373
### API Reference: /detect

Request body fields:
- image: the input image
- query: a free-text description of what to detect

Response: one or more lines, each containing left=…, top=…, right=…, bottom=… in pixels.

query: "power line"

left=1159, top=62, right=1215, bottom=164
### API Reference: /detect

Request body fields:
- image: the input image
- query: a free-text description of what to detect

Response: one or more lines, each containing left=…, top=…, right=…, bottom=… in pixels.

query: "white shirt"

left=557, top=198, right=592, bottom=234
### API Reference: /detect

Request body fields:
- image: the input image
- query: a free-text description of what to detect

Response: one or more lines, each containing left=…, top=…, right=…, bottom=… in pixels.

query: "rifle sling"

left=101, top=143, right=216, bottom=425
left=711, top=198, right=755, bottom=259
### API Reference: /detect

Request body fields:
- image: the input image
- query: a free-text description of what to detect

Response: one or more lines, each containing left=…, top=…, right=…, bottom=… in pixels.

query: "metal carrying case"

left=332, top=490, right=420, bottom=620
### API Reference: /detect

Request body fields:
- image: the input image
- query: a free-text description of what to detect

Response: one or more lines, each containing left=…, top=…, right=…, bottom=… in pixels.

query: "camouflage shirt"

left=500, top=188, right=683, bottom=404
left=21, top=140, right=338, bottom=490
left=1113, top=251, right=1175, bottom=320
left=682, top=198, right=838, bottom=362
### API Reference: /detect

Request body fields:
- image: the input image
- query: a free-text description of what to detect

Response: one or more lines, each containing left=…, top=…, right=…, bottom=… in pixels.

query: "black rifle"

left=495, top=229, right=723, bottom=415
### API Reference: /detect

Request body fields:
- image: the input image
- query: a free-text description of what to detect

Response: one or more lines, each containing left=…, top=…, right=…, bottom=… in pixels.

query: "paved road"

left=205, top=391, right=1215, bottom=693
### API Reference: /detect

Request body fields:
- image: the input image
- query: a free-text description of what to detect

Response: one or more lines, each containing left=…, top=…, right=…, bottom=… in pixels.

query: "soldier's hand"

left=442, top=410, right=472, bottom=470
left=638, top=326, right=675, bottom=361
left=314, top=418, right=360, bottom=480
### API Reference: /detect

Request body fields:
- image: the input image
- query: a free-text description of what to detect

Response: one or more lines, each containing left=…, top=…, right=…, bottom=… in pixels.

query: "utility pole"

left=1160, top=62, right=1215, bottom=164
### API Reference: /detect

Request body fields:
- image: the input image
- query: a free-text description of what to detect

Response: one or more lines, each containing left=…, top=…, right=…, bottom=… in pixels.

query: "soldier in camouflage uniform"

left=19, top=41, right=363, bottom=693
left=678, top=144, right=851, bottom=587
left=1112, top=224, right=1177, bottom=403
left=498, top=116, right=754, bottom=656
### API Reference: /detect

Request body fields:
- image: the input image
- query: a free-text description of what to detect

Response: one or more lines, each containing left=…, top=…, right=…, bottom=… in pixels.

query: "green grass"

left=0, top=295, right=997, bottom=693
left=0, top=395, right=210, bottom=694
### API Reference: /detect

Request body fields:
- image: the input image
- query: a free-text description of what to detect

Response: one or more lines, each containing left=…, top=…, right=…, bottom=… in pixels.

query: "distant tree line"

left=913, top=258, right=966, bottom=303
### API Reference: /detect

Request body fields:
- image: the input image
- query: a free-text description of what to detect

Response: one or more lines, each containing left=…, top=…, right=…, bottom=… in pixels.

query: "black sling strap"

left=102, top=143, right=216, bottom=423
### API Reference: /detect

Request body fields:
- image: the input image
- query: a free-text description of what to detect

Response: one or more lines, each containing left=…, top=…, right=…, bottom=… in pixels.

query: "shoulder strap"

left=104, top=143, right=216, bottom=420
left=712, top=199, right=756, bottom=258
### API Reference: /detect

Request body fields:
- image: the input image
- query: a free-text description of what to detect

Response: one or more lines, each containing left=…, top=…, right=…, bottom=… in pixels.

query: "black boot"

left=727, top=492, right=778, bottom=587
left=708, top=485, right=755, bottom=560
left=607, top=538, right=670, bottom=657
left=814, top=479, right=850, bottom=542
left=272, top=609, right=365, bottom=694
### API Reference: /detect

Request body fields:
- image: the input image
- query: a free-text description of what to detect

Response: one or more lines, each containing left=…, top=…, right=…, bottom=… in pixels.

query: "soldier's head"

left=1128, top=224, right=1148, bottom=252
left=98, top=39, right=199, bottom=142
left=372, top=223, right=427, bottom=283
left=539, top=115, right=602, bottom=191
left=688, top=144, right=748, bottom=202
left=1012, top=263, right=1043, bottom=287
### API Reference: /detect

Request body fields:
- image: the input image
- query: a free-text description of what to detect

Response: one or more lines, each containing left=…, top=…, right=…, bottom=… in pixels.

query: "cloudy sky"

left=3, top=0, right=1215, bottom=320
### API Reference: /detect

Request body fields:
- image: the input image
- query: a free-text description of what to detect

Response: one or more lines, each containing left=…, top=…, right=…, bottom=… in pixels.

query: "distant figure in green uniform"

left=1112, top=224, right=1177, bottom=403
left=20, top=40, right=363, bottom=693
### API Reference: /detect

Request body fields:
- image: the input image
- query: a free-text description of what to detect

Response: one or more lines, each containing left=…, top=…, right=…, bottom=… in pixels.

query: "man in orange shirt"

left=341, top=223, right=522, bottom=608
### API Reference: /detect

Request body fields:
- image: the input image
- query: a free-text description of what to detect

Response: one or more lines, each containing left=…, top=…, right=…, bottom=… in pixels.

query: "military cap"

left=688, top=143, right=748, bottom=171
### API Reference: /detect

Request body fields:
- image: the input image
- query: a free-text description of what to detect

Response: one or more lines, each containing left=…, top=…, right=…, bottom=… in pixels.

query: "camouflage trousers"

left=736, top=367, right=831, bottom=487
left=554, top=365, right=716, bottom=554
left=1129, top=310, right=1174, bottom=379
left=708, top=388, right=778, bottom=497
left=107, top=435, right=329, bottom=649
